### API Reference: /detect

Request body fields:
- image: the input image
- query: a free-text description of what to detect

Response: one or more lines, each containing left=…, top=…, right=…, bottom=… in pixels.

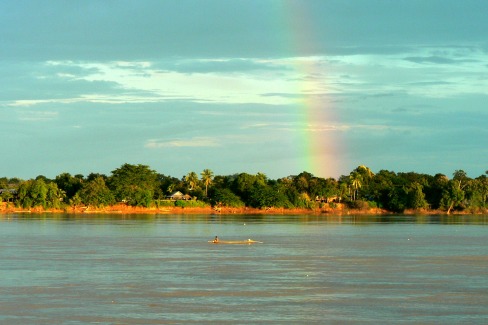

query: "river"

left=1, top=214, right=487, bottom=324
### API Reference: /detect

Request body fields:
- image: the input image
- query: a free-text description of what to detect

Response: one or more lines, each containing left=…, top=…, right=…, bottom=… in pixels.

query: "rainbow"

left=276, top=2, right=345, bottom=178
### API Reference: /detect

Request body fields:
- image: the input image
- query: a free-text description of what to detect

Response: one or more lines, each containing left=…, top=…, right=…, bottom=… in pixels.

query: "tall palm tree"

left=185, top=171, right=199, bottom=191
left=349, top=171, right=362, bottom=201
left=201, top=169, right=214, bottom=197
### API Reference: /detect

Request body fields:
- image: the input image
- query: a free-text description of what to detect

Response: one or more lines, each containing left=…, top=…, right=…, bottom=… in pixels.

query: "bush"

left=367, top=201, right=378, bottom=209
left=347, top=200, right=370, bottom=211
left=174, top=200, right=209, bottom=208
left=155, top=200, right=176, bottom=208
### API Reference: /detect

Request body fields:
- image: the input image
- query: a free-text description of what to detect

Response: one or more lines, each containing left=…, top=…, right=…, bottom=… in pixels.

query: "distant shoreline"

left=1, top=202, right=484, bottom=216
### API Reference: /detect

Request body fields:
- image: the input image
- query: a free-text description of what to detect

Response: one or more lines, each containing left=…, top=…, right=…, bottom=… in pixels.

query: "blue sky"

left=1, top=0, right=487, bottom=180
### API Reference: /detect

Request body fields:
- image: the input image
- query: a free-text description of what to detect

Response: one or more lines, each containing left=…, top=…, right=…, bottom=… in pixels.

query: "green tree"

left=35, top=175, right=51, bottom=183
left=438, top=170, right=470, bottom=214
left=0, top=189, right=13, bottom=203
left=354, top=165, right=374, bottom=189
left=426, top=173, right=449, bottom=209
left=30, top=179, right=48, bottom=208
left=55, top=172, right=83, bottom=200
left=17, top=181, right=31, bottom=208
left=69, top=193, right=83, bottom=207
left=407, top=182, right=428, bottom=210
left=441, top=181, right=465, bottom=214
left=158, top=174, right=180, bottom=195
left=276, top=177, right=304, bottom=208
left=0, top=177, right=8, bottom=189
left=293, top=171, right=313, bottom=196
left=46, top=182, right=64, bottom=209
left=86, top=173, right=108, bottom=182
left=476, top=174, right=488, bottom=208
left=201, top=169, right=214, bottom=197
left=464, top=174, right=488, bottom=211
left=349, top=171, right=362, bottom=201
left=79, top=176, right=115, bottom=207
left=16, top=179, right=64, bottom=209
left=184, top=171, right=199, bottom=191
left=249, top=184, right=290, bottom=209
left=210, top=188, right=244, bottom=208
left=107, top=164, right=158, bottom=206
left=232, top=173, right=263, bottom=204
left=337, top=176, right=350, bottom=202
left=368, top=170, right=395, bottom=208
left=453, top=169, right=469, bottom=190
left=387, top=187, right=408, bottom=212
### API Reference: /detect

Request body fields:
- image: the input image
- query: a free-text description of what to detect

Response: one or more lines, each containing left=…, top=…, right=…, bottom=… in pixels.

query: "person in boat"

left=213, top=236, right=219, bottom=243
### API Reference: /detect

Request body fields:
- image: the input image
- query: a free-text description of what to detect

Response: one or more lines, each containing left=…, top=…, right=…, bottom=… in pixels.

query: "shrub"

left=174, top=200, right=209, bottom=208
left=348, top=200, right=370, bottom=211
left=156, top=200, right=176, bottom=207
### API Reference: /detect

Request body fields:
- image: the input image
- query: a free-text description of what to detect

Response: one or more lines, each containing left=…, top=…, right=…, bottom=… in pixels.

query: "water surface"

left=1, top=214, right=487, bottom=324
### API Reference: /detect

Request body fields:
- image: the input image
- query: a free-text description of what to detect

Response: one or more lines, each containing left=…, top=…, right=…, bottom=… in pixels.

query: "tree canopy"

left=1, top=164, right=486, bottom=214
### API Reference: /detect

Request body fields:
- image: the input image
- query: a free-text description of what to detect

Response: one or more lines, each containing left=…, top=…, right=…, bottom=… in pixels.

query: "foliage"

left=184, top=171, right=199, bottom=191
left=78, top=176, right=115, bottom=208
left=16, top=179, right=64, bottom=209
left=406, top=182, right=428, bottom=210
left=230, top=172, right=268, bottom=204
left=210, top=188, right=244, bottom=208
left=0, top=177, right=8, bottom=189
left=55, top=173, right=83, bottom=200
left=347, top=199, right=370, bottom=211
left=107, top=164, right=158, bottom=206
left=156, top=200, right=177, bottom=208
left=201, top=169, right=214, bottom=197
left=441, top=181, right=465, bottom=214
left=248, top=184, right=291, bottom=209
left=3, top=163, right=487, bottom=214
left=174, top=200, right=209, bottom=208
left=349, top=171, right=362, bottom=201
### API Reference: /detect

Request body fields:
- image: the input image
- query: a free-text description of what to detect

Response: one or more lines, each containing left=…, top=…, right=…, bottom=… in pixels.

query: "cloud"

left=403, top=55, right=477, bottom=65
left=45, top=61, right=102, bottom=77
left=145, top=137, right=220, bottom=148
left=391, top=103, right=436, bottom=114
left=262, top=93, right=303, bottom=98
left=3, top=0, right=488, bottom=63
left=242, top=121, right=350, bottom=133
left=154, top=59, right=287, bottom=74
left=0, top=61, right=123, bottom=102
left=17, top=110, right=59, bottom=121
left=407, top=81, right=453, bottom=86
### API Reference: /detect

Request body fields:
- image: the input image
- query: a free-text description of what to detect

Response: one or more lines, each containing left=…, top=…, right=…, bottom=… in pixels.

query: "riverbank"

left=2, top=202, right=484, bottom=215
left=0, top=202, right=388, bottom=215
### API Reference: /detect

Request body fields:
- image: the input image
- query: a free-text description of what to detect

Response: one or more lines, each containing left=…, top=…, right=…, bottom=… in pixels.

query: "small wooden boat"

left=208, top=239, right=262, bottom=244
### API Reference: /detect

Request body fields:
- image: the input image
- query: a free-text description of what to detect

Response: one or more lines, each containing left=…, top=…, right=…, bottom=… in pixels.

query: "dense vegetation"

left=1, top=164, right=487, bottom=214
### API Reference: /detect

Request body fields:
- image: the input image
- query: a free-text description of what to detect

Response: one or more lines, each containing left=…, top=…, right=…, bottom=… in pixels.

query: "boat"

left=208, top=239, right=262, bottom=244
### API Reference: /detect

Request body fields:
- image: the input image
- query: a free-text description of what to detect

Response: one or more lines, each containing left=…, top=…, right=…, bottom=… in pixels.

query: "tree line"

left=1, top=164, right=487, bottom=214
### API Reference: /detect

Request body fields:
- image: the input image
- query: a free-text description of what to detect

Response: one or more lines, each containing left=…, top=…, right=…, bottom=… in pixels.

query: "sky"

left=1, top=0, right=487, bottom=180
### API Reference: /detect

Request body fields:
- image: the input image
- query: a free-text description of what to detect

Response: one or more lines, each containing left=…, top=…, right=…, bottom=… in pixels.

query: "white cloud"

left=145, top=137, right=220, bottom=148
left=8, top=46, right=487, bottom=109
left=18, top=110, right=58, bottom=121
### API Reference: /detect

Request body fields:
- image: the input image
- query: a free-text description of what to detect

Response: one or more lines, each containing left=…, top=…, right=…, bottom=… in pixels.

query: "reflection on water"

left=1, top=214, right=487, bottom=324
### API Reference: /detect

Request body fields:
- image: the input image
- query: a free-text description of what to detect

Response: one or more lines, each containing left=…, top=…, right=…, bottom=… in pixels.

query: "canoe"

left=208, top=239, right=262, bottom=244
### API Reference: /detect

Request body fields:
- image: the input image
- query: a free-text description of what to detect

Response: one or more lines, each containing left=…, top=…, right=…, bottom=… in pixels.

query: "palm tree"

left=201, top=169, right=214, bottom=197
left=349, top=171, right=362, bottom=201
left=185, top=171, right=199, bottom=191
